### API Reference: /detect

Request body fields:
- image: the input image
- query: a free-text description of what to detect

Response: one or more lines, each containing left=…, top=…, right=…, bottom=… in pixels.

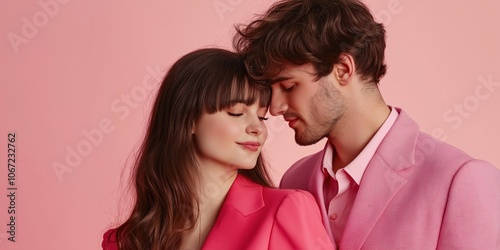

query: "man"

left=234, top=0, right=500, bottom=249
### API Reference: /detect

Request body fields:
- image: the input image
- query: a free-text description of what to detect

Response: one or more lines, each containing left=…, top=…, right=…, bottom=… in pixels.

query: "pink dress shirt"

left=322, top=106, right=398, bottom=243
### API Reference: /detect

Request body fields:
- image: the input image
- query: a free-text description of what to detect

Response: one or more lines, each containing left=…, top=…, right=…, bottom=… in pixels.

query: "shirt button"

left=330, top=213, right=338, bottom=220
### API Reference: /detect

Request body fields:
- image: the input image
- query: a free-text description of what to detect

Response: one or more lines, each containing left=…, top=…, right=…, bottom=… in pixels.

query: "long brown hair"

left=234, top=0, right=387, bottom=84
left=113, top=48, right=273, bottom=249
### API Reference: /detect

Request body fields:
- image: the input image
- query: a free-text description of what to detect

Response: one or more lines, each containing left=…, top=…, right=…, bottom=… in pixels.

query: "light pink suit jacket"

left=102, top=174, right=334, bottom=249
left=281, top=108, right=500, bottom=249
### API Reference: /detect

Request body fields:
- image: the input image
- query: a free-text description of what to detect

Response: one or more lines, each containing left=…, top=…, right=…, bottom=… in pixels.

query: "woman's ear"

left=333, top=53, right=356, bottom=86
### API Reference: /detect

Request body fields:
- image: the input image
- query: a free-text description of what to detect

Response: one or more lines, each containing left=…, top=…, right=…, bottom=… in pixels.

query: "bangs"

left=204, top=74, right=271, bottom=114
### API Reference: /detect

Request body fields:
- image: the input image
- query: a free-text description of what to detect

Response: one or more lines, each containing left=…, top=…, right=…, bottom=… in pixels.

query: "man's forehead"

left=270, top=64, right=316, bottom=83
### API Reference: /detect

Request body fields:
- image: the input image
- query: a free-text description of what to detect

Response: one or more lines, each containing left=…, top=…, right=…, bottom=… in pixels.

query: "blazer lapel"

left=202, top=174, right=265, bottom=249
left=224, top=174, right=265, bottom=215
left=205, top=174, right=264, bottom=231
left=340, top=155, right=407, bottom=249
left=340, top=108, right=419, bottom=249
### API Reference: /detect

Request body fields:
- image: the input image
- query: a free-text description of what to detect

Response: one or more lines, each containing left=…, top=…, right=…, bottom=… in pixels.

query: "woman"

left=102, top=48, right=334, bottom=249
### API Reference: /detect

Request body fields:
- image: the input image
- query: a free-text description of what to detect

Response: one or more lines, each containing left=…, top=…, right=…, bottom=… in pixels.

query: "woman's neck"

left=182, top=164, right=238, bottom=249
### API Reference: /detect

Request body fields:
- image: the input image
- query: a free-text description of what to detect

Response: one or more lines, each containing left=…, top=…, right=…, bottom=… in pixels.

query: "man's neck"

left=329, top=103, right=390, bottom=172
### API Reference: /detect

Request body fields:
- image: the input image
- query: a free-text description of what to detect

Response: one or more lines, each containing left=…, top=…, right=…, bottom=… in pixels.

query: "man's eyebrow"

left=269, top=76, right=292, bottom=84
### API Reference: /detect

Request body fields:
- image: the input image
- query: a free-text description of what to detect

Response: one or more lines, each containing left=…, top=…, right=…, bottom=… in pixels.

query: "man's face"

left=270, top=63, right=346, bottom=145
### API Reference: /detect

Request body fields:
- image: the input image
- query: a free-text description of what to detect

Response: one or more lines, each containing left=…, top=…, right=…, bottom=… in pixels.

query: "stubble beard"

left=294, top=79, right=345, bottom=146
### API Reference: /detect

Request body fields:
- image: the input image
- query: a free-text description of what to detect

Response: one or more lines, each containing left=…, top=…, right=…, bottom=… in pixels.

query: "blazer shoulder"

left=267, top=189, right=335, bottom=249
left=261, top=186, right=318, bottom=209
left=281, top=150, right=324, bottom=187
left=392, top=131, right=496, bottom=180
left=263, top=186, right=314, bottom=199
left=102, top=228, right=118, bottom=250
left=416, top=131, right=477, bottom=167
left=437, top=158, right=500, bottom=249
left=278, top=189, right=317, bottom=204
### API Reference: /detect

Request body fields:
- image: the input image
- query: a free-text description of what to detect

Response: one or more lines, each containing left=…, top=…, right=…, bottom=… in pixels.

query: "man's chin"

left=294, top=133, right=323, bottom=146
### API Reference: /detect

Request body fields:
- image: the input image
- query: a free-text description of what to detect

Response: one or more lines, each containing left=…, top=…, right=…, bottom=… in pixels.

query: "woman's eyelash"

left=228, top=112, right=268, bottom=121
left=227, top=112, right=243, bottom=117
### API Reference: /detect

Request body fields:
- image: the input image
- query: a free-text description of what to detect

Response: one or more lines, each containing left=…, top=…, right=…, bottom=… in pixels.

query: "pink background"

left=1, top=0, right=499, bottom=249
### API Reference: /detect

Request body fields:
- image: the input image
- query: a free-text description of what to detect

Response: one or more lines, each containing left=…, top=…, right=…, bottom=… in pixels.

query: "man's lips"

left=237, top=141, right=261, bottom=151
left=284, top=117, right=298, bottom=128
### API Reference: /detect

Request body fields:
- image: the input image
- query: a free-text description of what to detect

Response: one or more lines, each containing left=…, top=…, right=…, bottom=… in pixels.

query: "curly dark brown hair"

left=234, top=0, right=387, bottom=84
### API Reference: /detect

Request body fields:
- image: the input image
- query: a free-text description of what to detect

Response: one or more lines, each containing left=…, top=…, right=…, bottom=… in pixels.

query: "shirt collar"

left=322, top=106, right=399, bottom=185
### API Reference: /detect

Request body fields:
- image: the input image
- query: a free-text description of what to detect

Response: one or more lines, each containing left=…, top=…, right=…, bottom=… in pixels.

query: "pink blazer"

left=281, top=108, right=500, bottom=249
left=102, top=174, right=334, bottom=249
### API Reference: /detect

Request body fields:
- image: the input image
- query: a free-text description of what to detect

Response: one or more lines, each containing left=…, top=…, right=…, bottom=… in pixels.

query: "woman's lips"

left=237, top=142, right=261, bottom=151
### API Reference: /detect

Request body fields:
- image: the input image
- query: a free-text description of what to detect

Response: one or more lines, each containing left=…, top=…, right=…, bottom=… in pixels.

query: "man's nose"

left=269, top=91, right=288, bottom=116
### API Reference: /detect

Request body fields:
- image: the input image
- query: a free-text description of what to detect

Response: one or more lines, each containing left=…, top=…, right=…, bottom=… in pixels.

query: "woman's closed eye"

left=227, top=112, right=243, bottom=117
left=227, top=112, right=268, bottom=121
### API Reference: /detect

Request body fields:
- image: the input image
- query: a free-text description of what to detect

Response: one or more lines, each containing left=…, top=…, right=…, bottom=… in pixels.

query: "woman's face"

left=193, top=100, right=268, bottom=171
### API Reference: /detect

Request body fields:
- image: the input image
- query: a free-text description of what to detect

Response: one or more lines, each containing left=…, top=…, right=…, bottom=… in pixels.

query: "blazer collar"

left=377, top=107, right=422, bottom=170
left=202, top=174, right=264, bottom=249
left=223, top=174, right=265, bottom=216
left=341, top=107, right=419, bottom=249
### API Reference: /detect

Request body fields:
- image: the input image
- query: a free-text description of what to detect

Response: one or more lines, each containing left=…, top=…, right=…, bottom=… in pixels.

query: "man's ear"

left=333, top=53, right=356, bottom=86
